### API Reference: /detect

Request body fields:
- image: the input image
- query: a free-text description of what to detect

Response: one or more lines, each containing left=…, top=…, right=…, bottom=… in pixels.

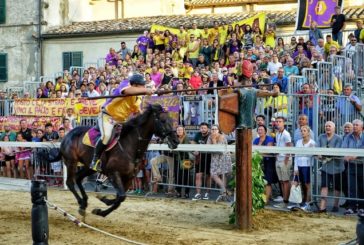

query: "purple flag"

left=297, top=0, right=343, bottom=30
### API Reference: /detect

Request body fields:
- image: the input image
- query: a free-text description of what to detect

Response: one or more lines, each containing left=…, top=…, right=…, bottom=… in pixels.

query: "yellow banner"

left=13, top=98, right=106, bottom=117
left=150, top=13, right=266, bottom=37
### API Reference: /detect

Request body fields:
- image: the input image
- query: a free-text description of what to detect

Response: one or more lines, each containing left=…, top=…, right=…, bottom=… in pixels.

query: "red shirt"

left=189, top=75, right=202, bottom=89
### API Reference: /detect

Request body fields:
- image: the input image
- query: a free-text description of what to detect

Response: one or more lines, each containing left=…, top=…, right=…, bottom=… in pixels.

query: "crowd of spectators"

left=0, top=14, right=364, bottom=212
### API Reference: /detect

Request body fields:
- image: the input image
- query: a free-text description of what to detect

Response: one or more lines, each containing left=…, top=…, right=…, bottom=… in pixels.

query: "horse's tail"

left=48, top=148, right=62, bottom=163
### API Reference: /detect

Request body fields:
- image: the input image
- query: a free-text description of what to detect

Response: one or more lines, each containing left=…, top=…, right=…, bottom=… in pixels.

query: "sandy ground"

left=0, top=189, right=358, bottom=245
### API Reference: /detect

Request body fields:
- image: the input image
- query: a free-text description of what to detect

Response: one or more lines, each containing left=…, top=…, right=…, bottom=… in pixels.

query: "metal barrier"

left=288, top=75, right=305, bottom=94
left=5, top=86, right=24, bottom=98
left=69, top=66, right=85, bottom=77
left=39, top=76, right=55, bottom=84
left=97, top=58, right=106, bottom=68
left=317, top=62, right=333, bottom=92
left=302, top=68, right=319, bottom=92
left=24, top=81, right=41, bottom=98
left=83, top=63, right=98, bottom=69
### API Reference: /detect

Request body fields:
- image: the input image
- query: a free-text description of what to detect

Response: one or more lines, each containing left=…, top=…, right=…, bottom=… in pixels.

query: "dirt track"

left=0, top=189, right=357, bottom=245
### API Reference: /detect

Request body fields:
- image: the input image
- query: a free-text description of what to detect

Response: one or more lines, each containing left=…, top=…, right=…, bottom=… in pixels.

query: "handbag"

left=289, top=182, right=302, bottom=204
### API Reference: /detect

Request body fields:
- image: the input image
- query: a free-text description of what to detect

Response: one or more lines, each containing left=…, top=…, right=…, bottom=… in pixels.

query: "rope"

left=44, top=199, right=147, bottom=245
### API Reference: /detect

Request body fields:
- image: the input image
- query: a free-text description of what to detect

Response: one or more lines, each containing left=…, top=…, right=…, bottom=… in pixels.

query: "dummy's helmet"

left=129, top=73, right=146, bottom=85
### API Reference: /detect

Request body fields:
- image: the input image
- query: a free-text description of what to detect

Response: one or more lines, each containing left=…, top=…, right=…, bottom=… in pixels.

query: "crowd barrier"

left=2, top=141, right=364, bottom=212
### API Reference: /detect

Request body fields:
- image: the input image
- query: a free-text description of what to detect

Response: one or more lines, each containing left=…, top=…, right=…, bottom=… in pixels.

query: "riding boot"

left=90, top=140, right=107, bottom=172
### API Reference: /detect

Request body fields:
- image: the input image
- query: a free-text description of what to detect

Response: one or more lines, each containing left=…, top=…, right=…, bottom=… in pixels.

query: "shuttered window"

left=62, top=52, right=83, bottom=71
left=0, top=54, right=7, bottom=82
left=0, top=0, right=5, bottom=24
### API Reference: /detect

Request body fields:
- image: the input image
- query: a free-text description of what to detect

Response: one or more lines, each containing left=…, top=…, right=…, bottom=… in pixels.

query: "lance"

left=87, top=84, right=273, bottom=100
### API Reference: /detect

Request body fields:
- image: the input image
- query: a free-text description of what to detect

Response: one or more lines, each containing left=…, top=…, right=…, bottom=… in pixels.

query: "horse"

left=54, top=104, right=179, bottom=217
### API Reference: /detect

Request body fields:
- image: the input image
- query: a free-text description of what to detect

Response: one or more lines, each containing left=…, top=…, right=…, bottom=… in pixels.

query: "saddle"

left=82, top=124, right=122, bottom=151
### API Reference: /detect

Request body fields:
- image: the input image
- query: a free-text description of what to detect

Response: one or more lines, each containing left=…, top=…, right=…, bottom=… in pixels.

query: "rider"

left=90, top=73, right=155, bottom=172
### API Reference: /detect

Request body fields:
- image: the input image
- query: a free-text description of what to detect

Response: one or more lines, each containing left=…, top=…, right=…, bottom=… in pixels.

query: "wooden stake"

left=235, top=128, right=252, bottom=230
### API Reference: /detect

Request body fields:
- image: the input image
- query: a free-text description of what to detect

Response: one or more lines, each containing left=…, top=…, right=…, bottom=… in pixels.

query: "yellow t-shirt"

left=209, top=28, right=219, bottom=45
left=176, top=31, right=188, bottom=43
left=360, top=29, right=364, bottom=43
left=154, top=34, right=164, bottom=45
left=324, top=40, right=340, bottom=54
left=201, top=30, right=209, bottom=40
left=265, top=94, right=288, bottom=115
left=219, top=27, right=228, bottom=46
left=265, top=32, right=276, bottom=48
left=104, top=86, right=142, bottom=123
left=188, top=29, right=202, bottom=39
left=188, top=41, right=199, bottom=59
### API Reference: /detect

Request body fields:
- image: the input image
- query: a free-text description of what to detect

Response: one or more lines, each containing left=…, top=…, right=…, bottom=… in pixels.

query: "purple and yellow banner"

left=142, top=96, right=180, bottom=128
left=296, top=0, right=343, bottom=30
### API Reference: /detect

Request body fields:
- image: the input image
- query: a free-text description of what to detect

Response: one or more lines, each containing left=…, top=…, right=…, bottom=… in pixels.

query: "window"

left=0, top=54, right=7, bottom=82
left=0, top=0, right=5, bottom=24
left=62, top=52, right=83, bottom=71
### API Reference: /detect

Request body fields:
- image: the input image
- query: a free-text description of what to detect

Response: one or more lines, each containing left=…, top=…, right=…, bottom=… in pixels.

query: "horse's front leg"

left=92, top=171, right=126, bottom=217
left=75, top=167, right=94, bottom=216
left=65, top=164, right=84, bottom=206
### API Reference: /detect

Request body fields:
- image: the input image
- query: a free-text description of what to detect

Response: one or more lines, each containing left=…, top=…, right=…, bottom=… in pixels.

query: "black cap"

left=129, top=73, right=146, bottom=85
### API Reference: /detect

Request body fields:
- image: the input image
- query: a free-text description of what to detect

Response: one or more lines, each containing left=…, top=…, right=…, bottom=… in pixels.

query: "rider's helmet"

left=129, top=73, right=146, bottom=86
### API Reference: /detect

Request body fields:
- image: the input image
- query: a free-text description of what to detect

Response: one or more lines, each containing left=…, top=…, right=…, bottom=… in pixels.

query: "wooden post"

left=235, top=128, right=252, bottom=230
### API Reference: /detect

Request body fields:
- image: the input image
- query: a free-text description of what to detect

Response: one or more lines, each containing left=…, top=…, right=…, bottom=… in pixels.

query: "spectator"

left=18, top=119, right=32, bottom=142
left=174, top=125, right=192, bottom=198
left=36, top=88, right=47, bottom=99
left=136, top=30, right=149, bottom=57
left=105, top=48, right=119, bottom=67
left=265, top=83, right=288, bottom=119
left=342, top=122, right=353, bottom=141
left=188, top=20, right=202, bottom=40
left=191, top=122, right=211, bottom=201
left=1, top=135, right=16, bottom=178
left=295, top=110, right=316, bottom=140
left=315, top=38, right=325, bottom=56
left=253, top=125, right=277, bottom=204
left=15, top=133, right=32, bottom=179
left=324, top=35, right=340, bottom=57
left=293, top=125, right=316, bottom=210
left=86, top=81, right=100, bottom=97
left=200, top=38, right=212, bottom=65
left=273, top=116, right=293, bottom=208
left=207, top=125, right=232, bottom=201
left=317, top=121, right=343, bottom=213
left=60, top=118, right=73, bottom=134
left=283, top=58, right=299, bottom=77
left=187, top=34, right=200, bottom=67
left=271, top=68, right=288, bottom=93
left=267, top=53, right=282, bottom=76
left=342, top=119, right=364, bottom=215
left=354, top=20, right=363, bottom=42
left=308, top=21, right=323, bottom=46
left=330, top=6, right=346, bottom=46
left=336, top=84, right=362, bottom=120
left=42, top=123, right=59, bottom=142
left=264, top=25, right=276, bottom=49
left=345, top=36, right=358, bottom=51
left=117, top=41, right=131, bottom=60
left=189, top=70, right=202, bottom=89
left=0, top=124, right=16, bottom=141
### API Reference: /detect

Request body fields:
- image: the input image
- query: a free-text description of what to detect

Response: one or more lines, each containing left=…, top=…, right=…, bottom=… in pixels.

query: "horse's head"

left=150, top=104, right=179, bottom=149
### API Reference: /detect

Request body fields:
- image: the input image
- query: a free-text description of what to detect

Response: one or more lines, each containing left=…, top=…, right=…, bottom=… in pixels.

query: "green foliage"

left=228, top=151, right=265, bottom=225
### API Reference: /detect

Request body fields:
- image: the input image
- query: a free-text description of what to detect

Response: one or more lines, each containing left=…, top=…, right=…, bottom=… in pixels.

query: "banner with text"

left=142, top=96, right=180, bottom=128
left=13, top=98, right=106, bottom=117
left=296, top=0, right=343, bottom=30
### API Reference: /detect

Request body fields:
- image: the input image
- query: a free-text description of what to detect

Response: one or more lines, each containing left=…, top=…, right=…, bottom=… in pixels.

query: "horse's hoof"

left=79, top=208, right=86, bottom=217
left=92, top=208, right=102, bottom=216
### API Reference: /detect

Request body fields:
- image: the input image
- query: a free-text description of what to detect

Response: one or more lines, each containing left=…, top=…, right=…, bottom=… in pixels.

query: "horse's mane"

left=121, top=104, right=163, bottom=136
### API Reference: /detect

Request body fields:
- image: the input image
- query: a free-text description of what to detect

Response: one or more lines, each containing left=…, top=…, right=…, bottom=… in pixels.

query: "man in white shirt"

left=267, top=53, right=282, bottom=76
left=345, top=37, right=358, bottom=51
left=274, top=116, right=293, bottom=208
left=86, top=80, right=100, bottom=98
left=315, top=38, right=325, bottom=56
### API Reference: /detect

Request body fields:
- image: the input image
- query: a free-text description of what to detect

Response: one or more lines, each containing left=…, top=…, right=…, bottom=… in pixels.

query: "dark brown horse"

left=56, top=104, right=179, bottom=217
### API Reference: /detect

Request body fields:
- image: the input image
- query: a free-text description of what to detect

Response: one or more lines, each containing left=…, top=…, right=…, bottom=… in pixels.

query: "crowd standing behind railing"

left=0, top=17, right=364, bottom=212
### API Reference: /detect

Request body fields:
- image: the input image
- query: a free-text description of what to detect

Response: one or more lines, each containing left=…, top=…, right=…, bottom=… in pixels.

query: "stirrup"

left=91, top=159, right=102, bottom=172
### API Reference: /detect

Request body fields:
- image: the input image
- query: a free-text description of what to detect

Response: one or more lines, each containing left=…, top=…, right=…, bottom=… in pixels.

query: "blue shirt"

left=271, top=76, right=288, bottom=93
left=284, top=66, right=299, bottom=77
left=336, top=94, right=361, bottom=117
left=341, top=132, right=364, bottom=163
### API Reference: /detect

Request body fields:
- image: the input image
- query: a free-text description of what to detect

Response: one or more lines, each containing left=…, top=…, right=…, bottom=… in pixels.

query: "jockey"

left=90, top=73, right=155, bottom=172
